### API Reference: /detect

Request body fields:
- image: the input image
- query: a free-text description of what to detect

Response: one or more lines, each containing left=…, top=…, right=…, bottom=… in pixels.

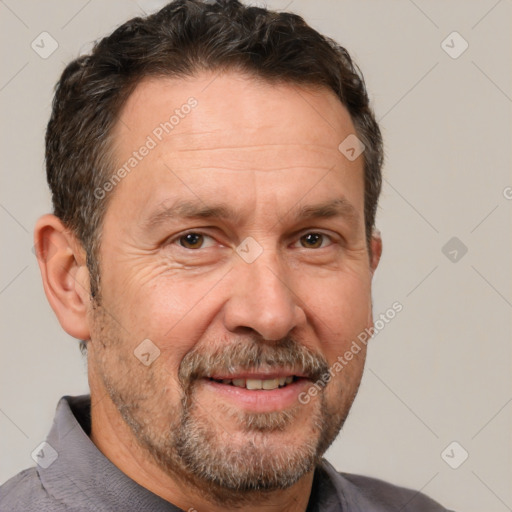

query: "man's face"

left=87, top=72, right=379, bottom=496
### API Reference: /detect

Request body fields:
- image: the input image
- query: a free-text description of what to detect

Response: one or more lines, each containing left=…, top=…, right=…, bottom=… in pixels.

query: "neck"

left=88, top=384, right=315, bottom=512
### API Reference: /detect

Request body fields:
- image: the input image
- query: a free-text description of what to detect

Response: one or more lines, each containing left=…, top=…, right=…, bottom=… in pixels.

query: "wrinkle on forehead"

left=156, top=143, right=343, bottom=173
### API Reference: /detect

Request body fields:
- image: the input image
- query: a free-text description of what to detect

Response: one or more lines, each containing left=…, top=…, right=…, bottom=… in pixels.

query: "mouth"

left=207, top=375, right=298, bottom=390
left=199, top=372, right=312, bottom=412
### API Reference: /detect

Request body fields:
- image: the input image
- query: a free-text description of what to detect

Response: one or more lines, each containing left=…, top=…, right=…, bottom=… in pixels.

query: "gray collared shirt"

left=0, top=395, right=452, bottom=511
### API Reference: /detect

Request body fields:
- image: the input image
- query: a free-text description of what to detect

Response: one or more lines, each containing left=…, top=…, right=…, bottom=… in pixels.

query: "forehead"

left=117, top=71, right=354, bottom=144
left=105, top=71, right=364, bottom=230
left=114, top=71, right=359, bottom=166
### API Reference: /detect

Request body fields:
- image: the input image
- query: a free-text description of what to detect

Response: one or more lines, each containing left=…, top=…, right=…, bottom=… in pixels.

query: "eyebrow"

left=142, top=197, right=359, bottom=231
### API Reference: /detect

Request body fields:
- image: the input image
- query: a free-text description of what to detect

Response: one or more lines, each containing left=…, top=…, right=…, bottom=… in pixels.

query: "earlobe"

left=34, top=214, right=91, bottom=340
left=370, top=229, right=382, bottom=275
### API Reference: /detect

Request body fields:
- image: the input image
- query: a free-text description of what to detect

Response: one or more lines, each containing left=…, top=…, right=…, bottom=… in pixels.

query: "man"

left=0, top=1, right=452, bottom=510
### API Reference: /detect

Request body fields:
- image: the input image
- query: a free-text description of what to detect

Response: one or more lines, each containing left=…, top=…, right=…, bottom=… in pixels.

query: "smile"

left=200, top=372, right=311, bottom=412
left=208, top=376, right=296, bottom=390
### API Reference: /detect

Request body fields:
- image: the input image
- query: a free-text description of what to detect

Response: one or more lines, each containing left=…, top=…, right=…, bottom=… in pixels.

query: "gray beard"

left=108, top=379, right=348, bottom=507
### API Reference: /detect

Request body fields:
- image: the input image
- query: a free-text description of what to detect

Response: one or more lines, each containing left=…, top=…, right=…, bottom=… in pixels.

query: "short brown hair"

left=46, top=0, right=383, bottom=302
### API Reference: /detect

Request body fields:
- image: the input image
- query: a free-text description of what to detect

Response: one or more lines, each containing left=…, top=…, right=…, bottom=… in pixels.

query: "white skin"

left=35, top=71, right=382, bottom=512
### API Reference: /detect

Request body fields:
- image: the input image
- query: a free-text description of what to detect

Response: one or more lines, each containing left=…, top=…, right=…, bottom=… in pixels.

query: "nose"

left=222, top=251, right=307, bottom=341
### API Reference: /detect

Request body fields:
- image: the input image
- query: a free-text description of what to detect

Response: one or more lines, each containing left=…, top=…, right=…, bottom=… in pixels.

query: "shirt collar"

left=38, top=395, right=181, bottom=511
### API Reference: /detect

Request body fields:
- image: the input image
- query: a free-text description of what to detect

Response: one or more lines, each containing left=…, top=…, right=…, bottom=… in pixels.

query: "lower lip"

left=201, top=378, right=310, bottom=413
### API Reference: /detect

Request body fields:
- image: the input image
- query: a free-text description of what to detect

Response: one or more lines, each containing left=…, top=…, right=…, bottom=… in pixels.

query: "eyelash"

left=170, top=230, right=337, bottom=250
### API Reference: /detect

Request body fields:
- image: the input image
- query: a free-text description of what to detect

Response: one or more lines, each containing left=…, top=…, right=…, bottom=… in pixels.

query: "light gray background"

left=1, top=1, right=511, bottom=511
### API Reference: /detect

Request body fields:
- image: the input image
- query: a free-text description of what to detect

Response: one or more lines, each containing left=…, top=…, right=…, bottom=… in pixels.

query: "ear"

left=369, top=228, right=382, bottom=276
left=34, top=214, right=92, bottom=340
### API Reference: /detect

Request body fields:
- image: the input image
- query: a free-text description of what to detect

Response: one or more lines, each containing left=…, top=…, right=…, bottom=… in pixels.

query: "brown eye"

left=179, top=233, right=204, bottom=249
left=300, top=233, right=326, bottom=249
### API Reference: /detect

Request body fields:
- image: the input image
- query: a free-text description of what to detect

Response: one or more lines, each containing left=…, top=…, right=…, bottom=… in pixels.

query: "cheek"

left=109, top=270, right=226, bottom=367
left=315, top=272, right=372, bottom=397
left=308, top=270, right=373, bottom=341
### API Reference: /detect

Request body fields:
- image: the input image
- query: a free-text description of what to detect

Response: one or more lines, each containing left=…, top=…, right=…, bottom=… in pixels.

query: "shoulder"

left=342, top=472, right=453, bottom=511
left=1, top=468, right=73, bottom=512
left=320, top=460, right=455, bottom=511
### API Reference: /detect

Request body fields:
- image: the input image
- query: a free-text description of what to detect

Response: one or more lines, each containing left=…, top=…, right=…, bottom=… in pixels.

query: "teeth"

left=214, top=376, right=295, bottom=390
left=262, top=378, right=280, bottom=390
left=245, top=379, right=262, bottom=390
